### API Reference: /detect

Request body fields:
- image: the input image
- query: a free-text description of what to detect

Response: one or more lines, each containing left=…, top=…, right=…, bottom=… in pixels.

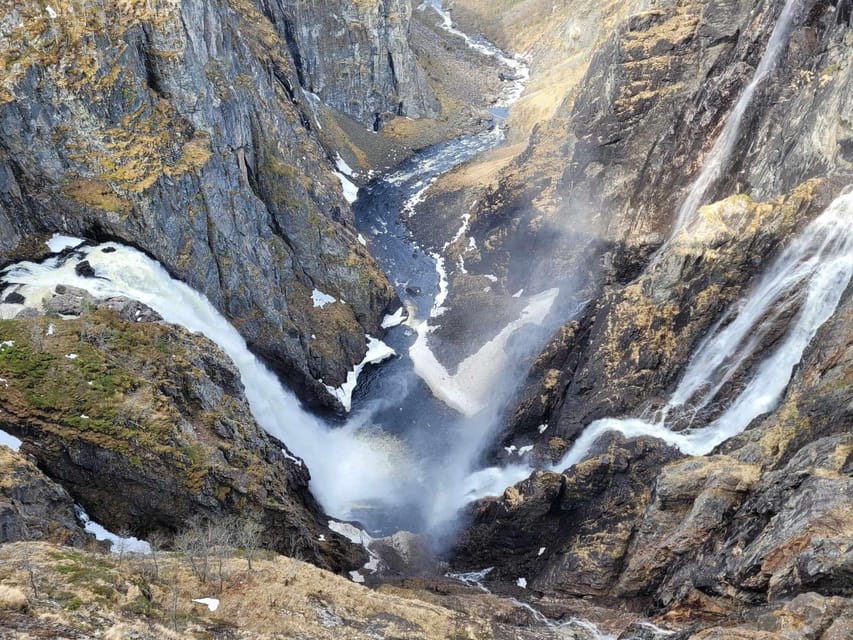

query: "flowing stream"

left=549, top=190, right=853, bottom=473
left=673, top=0, right=802, bottom=231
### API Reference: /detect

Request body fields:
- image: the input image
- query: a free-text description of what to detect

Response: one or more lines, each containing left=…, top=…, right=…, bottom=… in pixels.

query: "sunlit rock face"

left=0, top=0, right=402, bottom=411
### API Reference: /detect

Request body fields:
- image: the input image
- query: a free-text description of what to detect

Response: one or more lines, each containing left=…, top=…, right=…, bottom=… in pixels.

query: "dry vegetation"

left=0, top=541, right=504, bottom=639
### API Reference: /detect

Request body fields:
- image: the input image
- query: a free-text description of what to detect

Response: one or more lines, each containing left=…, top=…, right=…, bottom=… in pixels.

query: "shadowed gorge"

left=0, top=1, right=851, bottom=638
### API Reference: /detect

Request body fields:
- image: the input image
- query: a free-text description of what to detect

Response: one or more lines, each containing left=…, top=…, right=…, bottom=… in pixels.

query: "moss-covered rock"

left=0, top=308, right=362, bottom=573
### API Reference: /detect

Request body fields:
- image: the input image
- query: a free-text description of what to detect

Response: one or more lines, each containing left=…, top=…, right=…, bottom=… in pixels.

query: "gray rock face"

left=0, top=447, right=89, bottom=547
left=270, top=0, right=440, bottom=129
left=0, top=0, right=398, bottom=410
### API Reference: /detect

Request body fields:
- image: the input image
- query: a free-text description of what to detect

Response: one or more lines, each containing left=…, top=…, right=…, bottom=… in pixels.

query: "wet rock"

left=98, top=297, right=162, bottom=323
left=44, top=286, right=95, bottom=317
left=74, top=260, right=96, bottom=278
left=452, top=433, right=681, bottom=595
left=4, top=292, right=25, bottom=305
left=370, top=531, right=442, bottom=576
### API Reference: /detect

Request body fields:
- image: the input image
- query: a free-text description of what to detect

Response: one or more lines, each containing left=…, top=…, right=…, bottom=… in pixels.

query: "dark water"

left=345, top=126, right=507, bottom=535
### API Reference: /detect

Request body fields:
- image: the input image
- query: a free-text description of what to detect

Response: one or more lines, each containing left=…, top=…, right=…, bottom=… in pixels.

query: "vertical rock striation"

left=0, top=0, right=411, bottom=410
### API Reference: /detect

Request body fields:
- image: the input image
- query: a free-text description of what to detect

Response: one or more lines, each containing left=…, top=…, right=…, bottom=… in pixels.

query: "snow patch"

left=335, top=154, right=355, bottom=177
left=311, top=289, right=337, bottom=308
left=45, top=5, right=57, bottom=18
left=518, top=445, right=534, bottom=456
left=410, top=288, right=559, bottom=416
left=512, top=289, right=524, bottom=298
left=78, top=508, right=150, bottom=554
left=538, top=547, right=545, bottom=556
left=349, top=571, right=365, bottom=583
left=324, top=336, right=396, bottom=412
left=192, top=598, right=220, bottom=612
left=46, top=323, right=56, bottom=336
left=335, top=172, right=359, bottom=203
left=329, top=520, right=383, bottom=577
left=1, top=340, right=14, bottom=348
left=65, top=353, right=78, bottom=360
left=46, top=234, right=84, bottom=253
left=516, top=577, right=527, bottom=589
left=357, top=234, right=367, bottom=246
left=538, top=424, right=548, bottom=434
left=0, top=430, right=22, bottom=451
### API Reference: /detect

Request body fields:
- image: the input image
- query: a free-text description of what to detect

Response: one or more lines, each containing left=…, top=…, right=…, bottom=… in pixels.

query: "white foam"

left=2, top=244, right=409, bottom=520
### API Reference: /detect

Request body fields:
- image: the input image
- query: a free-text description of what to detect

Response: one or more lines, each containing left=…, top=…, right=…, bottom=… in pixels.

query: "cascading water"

left=0, top=243, right=414, bottom=520
left=549, top=190, right=853, bottom=472
left=673, top=0, right=802, bottom=231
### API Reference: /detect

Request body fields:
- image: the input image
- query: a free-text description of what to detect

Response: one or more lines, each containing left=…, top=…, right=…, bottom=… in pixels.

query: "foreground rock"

left=0, top=308, right=362, bottom=572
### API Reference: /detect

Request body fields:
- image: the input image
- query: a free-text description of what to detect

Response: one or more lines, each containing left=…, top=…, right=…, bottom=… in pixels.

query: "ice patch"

left=311, top=289, right=336, bottom=308
left=192, top=598, right=220, bottom=612
left=324, top=336, right=396, bottom=412
left=46, top=234, right=84, bottom=253
left=381, top=307, right=407, bottom=329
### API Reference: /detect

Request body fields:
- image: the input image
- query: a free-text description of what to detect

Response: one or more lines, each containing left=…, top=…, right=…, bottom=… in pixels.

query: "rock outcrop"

left=0, top=447, right=89, bottom=546
left=274, top=0, right=440, bottom=130
left=0, top=0, right=403, bottom=411
left=0, top=303, right=363, bottom=572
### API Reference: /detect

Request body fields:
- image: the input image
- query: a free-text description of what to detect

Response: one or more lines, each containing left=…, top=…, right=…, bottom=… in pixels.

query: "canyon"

left=0, top=0, right=851, bottom=638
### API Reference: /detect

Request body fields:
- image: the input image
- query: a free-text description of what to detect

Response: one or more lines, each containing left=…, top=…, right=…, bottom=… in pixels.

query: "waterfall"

left=673, top=0, right=802, bottom=231
left=548, top=190, right=853, bottom=471
left=1, top=243, right=414, bottom=521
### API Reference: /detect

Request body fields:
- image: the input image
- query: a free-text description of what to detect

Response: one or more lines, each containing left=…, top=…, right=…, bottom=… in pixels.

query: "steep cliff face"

left=267, top=0, right=440, bottom=130
left=0, top=0, right=402, bottom=411
left=417, top=0, right=852, bottom=373
left=446, top=0, right=853, bottom=630
left=0, top=295, right=363, bottom=572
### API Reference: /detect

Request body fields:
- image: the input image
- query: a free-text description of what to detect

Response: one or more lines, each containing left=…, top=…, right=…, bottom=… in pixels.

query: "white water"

left=550, top=191, right=853, bottom=471
left=2, top=243, right=413, bottom=520
left=673, top=0, right=802, bottom=231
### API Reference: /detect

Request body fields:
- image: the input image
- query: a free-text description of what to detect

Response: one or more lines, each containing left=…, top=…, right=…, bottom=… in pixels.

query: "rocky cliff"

left=0, top=290, right=363, bottom=572
left=270, top=0, right=440, bottom=130
left=0, top=0, right=429, bottom=411
left=441, top=0, right=853, bottom=632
